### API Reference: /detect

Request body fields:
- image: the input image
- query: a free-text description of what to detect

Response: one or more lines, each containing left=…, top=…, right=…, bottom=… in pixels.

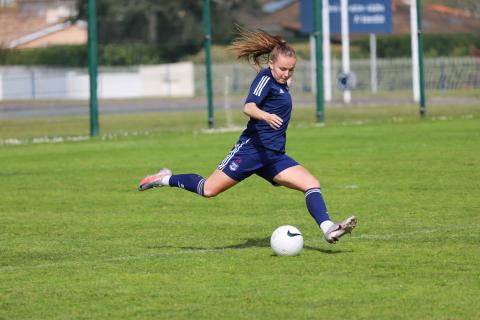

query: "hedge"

left=352, top=33, right=480, bottom=58
left=1, top=33, right=478, bottom=66
left=0, top=44, right=181, bottom=67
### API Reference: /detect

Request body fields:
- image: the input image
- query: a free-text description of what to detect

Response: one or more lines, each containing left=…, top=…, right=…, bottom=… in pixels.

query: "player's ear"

left=268, top=59, right=274, bottom=69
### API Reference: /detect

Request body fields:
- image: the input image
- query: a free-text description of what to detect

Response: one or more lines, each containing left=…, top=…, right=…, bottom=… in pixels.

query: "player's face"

left=268, top=54, right=296, bottom=84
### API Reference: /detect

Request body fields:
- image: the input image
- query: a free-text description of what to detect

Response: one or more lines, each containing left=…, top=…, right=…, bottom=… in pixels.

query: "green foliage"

left=0, top=44, right=177, bottom=67
left=0, top=46, right=88, bottom=67
left=98, top=44, right=166, bottom=66
left=75, top=0, right=259, bottom=60
left=353, top=33, right=480, bottom=58
left=1, top=31, right=478, bottom=65
left=422, top=33, right=480, bottom=57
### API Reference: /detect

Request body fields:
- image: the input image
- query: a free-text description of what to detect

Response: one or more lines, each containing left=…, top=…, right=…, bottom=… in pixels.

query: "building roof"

left=0, top=13, right=87, bottom=48
left=0, top=13, right=49, bottom=47
left=0, top=0, right=83, bottom=48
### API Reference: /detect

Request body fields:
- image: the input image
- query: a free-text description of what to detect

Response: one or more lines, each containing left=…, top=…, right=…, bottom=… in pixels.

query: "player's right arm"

left=244, top=71, right=282, bottom=129
left=244, top=102, right=283, bottom=129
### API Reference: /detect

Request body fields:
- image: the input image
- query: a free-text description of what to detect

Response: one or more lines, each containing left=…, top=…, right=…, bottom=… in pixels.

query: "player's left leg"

left=272, top=165, right=330, bottom=229
left=272, top=165, right=320, bottom=192
left=272, top=165, right=356, bottom=243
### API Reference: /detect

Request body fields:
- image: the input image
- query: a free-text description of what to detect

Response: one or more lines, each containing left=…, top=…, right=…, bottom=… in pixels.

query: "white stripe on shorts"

left=218, top=139, right=250, bottom=170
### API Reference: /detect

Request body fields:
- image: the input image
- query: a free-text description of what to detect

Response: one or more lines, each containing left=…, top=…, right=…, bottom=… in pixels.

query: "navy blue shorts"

left=218, top=138, right=299, bottom=185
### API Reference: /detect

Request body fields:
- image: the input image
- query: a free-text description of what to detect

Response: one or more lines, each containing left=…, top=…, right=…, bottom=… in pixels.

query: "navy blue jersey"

left=239, top=68, right=292, bottom=153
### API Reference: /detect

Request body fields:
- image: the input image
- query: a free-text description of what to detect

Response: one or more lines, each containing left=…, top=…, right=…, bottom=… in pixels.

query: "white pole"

left=340, top=0, right=351, bottom=103
left=0, top=71, right=3, bottom=100
left=370, top=33, right=378, bottom=93
left=322, top=0, right=332, bottom=101
left=410, top=0, right=420, bottom=102
left=310, top=34, right=316, bottom=94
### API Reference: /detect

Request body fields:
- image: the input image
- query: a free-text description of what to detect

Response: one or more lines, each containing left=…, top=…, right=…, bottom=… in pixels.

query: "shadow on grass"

left=148, top=237, right=347, bottom=254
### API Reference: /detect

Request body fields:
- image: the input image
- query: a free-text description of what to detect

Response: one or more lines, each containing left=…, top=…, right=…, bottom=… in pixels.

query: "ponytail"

left=229, top=28, right=296, bottom=69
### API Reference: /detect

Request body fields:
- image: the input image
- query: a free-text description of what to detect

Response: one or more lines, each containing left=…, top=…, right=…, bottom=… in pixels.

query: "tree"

left=76, top=0, right=259, bottom=61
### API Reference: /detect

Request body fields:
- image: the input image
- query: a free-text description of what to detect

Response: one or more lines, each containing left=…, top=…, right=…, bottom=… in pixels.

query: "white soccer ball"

left=270, top=225, right=304, bottom=256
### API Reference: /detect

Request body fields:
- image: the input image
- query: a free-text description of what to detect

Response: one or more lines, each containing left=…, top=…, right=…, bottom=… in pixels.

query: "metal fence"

left=0, top=57, right=478, bottom=101
left=0, top=62, right=195, bottom=100
left=195, top=57, right=480, bottom=97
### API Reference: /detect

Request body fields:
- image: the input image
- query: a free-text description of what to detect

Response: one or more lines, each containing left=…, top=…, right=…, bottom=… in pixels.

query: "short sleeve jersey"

left=240, top=68, right=292, bottom=153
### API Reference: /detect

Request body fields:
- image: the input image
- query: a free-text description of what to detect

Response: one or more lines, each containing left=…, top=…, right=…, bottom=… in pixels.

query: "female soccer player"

left=138, top=30, right=356, bottom=243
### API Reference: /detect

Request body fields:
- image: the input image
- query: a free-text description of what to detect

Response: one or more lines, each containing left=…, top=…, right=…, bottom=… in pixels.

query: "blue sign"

left=300, top=0, right=393, bottom=34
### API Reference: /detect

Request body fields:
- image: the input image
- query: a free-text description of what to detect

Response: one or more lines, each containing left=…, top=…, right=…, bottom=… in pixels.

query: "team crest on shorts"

left=229, top=161, right=239, bottom=172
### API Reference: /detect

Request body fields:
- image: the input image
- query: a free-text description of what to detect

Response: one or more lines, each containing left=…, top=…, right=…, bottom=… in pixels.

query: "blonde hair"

left=229, top=28, right=296, bottom=69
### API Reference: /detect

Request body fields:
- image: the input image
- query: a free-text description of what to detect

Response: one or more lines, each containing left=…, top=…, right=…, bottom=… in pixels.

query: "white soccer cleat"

left=138, top=168, right=172, bottom=191
left=324, top=216, right=357, bottom=244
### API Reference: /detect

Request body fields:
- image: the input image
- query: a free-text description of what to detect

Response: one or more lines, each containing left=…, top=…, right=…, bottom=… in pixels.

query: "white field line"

left=1, top=226, right=477, bottom=272
left=350, top=225, right=478, bottom=240
left=337, top=184, right=359, bottom=189
left=2, top=114, right=476, bottom=145
left=0, top=131, right=155, bottom=146
left=0, top=249, right=218, bottom=273
left=199, top=126, right=244, bottom=134
left=0, top=136, right=90, bottom=145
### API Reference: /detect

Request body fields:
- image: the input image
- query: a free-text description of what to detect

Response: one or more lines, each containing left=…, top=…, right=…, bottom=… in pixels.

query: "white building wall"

left=98, top=72, right=142, bottom=99
left=140, top=62, right=194, bottom=97
left=0, top=61, right=195, bottom=101
left=66, top=70, right=89, bottom=99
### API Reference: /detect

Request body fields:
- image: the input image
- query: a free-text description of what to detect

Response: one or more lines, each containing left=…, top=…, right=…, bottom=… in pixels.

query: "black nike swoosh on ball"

left=287, top=230, right=301, bottom=237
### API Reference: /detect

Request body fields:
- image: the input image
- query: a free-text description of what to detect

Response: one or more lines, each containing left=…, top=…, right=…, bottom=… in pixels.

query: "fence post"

left=203, top=0, right=214, bottom=129
left=313, top=0, right=325, bottom=122
left=30, top=69, right=36, bottom=100
left=88, top=0, right=99, bottom=136
left=417, top=0, right=426, bottom=117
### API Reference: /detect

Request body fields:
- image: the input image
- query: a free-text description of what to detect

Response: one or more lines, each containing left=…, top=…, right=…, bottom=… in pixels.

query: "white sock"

left=161, top=175, right=172, bottom=186
left=320, top=220, right=335, bottom=234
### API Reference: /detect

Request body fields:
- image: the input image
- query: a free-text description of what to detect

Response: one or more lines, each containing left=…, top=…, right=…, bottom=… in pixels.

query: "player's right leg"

left=138, top=138, right=249, bottom=197
left=138, top=168, right=173, bottom=191
left=138, top=168, right=238, bottom=198
left=202, top=169, right=238, bottom=198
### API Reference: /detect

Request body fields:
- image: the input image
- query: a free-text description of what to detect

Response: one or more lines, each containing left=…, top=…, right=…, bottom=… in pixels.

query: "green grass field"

left=1, top=105, right=479, bottom=319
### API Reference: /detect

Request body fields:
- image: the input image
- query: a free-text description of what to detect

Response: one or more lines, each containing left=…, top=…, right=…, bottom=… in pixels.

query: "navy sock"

left=305, top=188, right=330, bottom=225
left=169, top=174, right=205, bottom=196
